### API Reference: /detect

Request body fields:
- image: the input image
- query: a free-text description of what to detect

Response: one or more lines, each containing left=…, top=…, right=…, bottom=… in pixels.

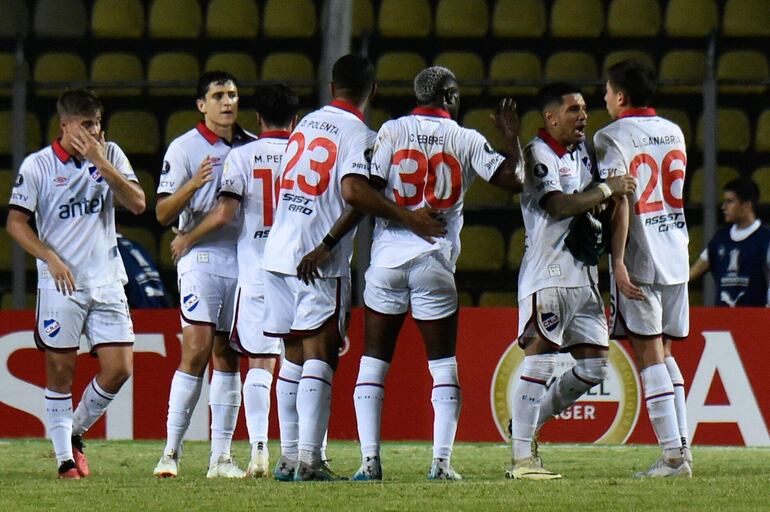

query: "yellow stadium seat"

left=753, top=167, right=770, bottom=204
left=33, top=53, right=87, bottom=97
left=367, top=108, right=391, bottom=131
left=756, top=111, right=770, bottom=153
left=478, top=291, right=518, bottom=307
left=489, top=52, right=541, bottom=96
left=147, top=52, right=200, bottom=96
left=132, top=170, right=156, bottom=211
left=0, top=111, right=41, bottom=154
left=91, top=53, right=143, bottom=96
left=352, top=0, right=374, bottom=37
left=656, top=108, right=692, bottom=147
left=464, top=178, right=510, bottom=209
left=603, top=50, right=655, bottom=73
left=0, top=52, right=27, bottom=97
left=206, top=0, right=258, bottom=38
left=263, top=0, right=316, bottom=38
left=0, top=292, right=36, bottom=311
left=688, top=224, right=703, bottom=265
left=664, top=0, right=718, bottom=37
left=205, top=53, right=258, bottom=95
left=159, top=229, right=176, bottom=270
left=586, top=108, right=611, bottom=136
left=717, top=51, right=769, bottom=94
left=34, top=0, right=87, bottom=38
left=492, top=0, right=545, bottom=37
left=545, top=52, right=598, bottom=94
left=458, top=291, right=474, bottom=307
left=261, top=53, right=315, bottom=96
left=375, top=52, right=426, bottom=97
left=0, top=0, right=29, bottom=38
left=456, top=226, right=505, bottom=271
left=696, top=109, right=750, bottom=152
left=433, top=52, right=484, bottom=96
left=607, top=0, right=661, bottom=37
left=107, top=111, right=160, bottom=155
left=519, top=110, right=542, bottom=146
left=165, top=110, right=202, bottom=145
left=658, top=50, right=706, bottom=94
left=378, top=0, right=431, bottom=37
left=687, top=166, right=739, bottom=206
left=149, top=0, right=202, bottom=38
left=120, top=227, right=159, bottom=261
left=462, top=108, right=504, bottom=150
left=551, top=0, right=603, bottom=38
left=92, top=0, right=144, bottom=38
left=723, top=0, right=770, bottom=37
left=435, top=0, right=488, bottom=38
left=506, top=227, right=526, bottom=270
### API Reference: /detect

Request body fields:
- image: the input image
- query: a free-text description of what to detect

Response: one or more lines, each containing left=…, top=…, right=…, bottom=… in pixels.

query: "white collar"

left=730, top=219, right=761, bottom=242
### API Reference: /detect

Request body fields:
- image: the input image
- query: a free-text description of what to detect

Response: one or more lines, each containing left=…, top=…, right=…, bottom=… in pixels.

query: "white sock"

left=641, top=363, right=682, bottom=458
left=664, top=355, right=689, bottom=447
left=511, top=354, right=556, bottom=461
left=276, top=360, right=302, bottom=461
left=45, top=389, right=74, bottom=464
left=72, top=378, right=116, bottom=437
left=244, top=368, right=272, bottom=446
left=209, top=370, right=242, bottom=464
left=297, top=359, right=333, bottom=467
left=164, top=371, right=203, bottom=456
left=354, top=356, right=390, bottom=459
left=428, top=356, right=461, bottom=461
left=537, top=358, right=608, bottom=430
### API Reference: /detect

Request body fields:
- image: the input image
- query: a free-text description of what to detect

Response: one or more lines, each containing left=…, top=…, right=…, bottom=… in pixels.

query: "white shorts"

left=229, top=283, right=281, bottom=357
left=263, top=271, right=350, bottom=339
left=178, top=271, right=236, bottom=333
left=518, top=286, right=609, bottom=350
left=35, top=281, right=134, bottom=353
left=610, top=280, right=689, bottom=339
left=364, top=252, right=457, bottom=321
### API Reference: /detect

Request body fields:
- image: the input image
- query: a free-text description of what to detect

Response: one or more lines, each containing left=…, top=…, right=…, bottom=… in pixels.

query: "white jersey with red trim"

left=218, top=130, right=290, bottom=288
left=518, top=130, right=597, bottom=301
left=9, top=140, right=137, bottom=290
left=263, top=101, right=375, bottom=278
left=594, top=108, right=688, bottom=285
left=157, top=122, right=256, bottom=278
left=369, top=107, right=507, bottom=269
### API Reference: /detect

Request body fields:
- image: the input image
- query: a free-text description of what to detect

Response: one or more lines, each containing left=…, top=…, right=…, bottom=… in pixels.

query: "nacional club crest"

left=43, top=319, right=61, bottom=338
left=183, top=293, right=199, bottom=312
left=88, top=165, right=104, bottom=183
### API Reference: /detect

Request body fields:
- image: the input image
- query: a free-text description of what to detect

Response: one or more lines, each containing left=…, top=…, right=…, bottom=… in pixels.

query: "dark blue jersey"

left=117, top=234, right=170, bottom=309
left=707, top=225, right=770, bottom=307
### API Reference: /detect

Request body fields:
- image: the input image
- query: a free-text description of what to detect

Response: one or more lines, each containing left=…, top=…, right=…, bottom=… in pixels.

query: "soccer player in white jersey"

left=153, top=72, right=256, bottom=479
left=6, top=89, right=145, bottom=479
left=262, top=54, right=445, bottom=482
left=596, top=59, right=692, bottom=478
left=169, top=84, right=299, bottom=478
left=507, top=83, right=636, bottom=481
left=351, top=66, right=525, bottom=481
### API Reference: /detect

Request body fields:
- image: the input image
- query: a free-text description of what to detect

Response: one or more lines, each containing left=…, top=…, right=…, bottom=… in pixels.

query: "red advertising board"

left=1, top=308, right=768, bottom=445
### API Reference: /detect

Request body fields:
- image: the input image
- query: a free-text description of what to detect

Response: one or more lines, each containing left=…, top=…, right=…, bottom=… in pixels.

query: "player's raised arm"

left=156, top=155, right=214, bottom=226
left=488, top=98, right=524, bottom=193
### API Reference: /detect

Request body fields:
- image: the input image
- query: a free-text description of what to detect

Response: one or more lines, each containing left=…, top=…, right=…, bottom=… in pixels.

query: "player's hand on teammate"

left=170, top=228, right=192, bottom=265
left=297, top=245, right=332, bottom=285
left=71, top=127, right=107, bottom=164
left=605, top=175, right=637, bottom=197
left=191, top=156, right=215, bottom=189
left=404, top=206, right=447, bottom=243
left=47, top=253, right=76, bottom=295
left=613, top=260, right=645, bottom=301
left=491, top=98, right=520, bottom=137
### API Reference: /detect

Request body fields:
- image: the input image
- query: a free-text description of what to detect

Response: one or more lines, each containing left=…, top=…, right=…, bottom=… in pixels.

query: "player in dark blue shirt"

left=117, top=233, right=170, bottom=308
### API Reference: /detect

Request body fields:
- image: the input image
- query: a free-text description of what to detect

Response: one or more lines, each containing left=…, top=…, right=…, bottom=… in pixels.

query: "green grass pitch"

left=1, top=440, right=768, bottom=511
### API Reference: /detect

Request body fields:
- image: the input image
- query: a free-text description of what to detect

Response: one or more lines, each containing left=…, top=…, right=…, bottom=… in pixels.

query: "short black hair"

left=254, top=84, right=299, bottom=128
left=536, top=82, right=581, bottom=113
left=724, top=177, right=759, bottom=211
left=331, top=54, right=375, bottom=101
left=197, top=71, right=238, bottom=100
left=607, top=59, right=657, bottom=108
left=57, top=89, right=103, bottom=118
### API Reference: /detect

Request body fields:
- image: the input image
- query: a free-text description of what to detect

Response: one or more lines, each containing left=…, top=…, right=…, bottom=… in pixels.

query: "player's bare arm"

left=689, top=258, right=709, bottom=281
left=610, top=194, right=645, bottom=300
left=489, top=98, right=524, bottom=193
left=6, top=209, right=76, bottom=295
left=544, top=175, right=636, bottom=220
left=170, top=195, right=239, bottom=264
left=70, top=127, right=145, bottom=215
left=341, top=175, right=446, bottom=240
left=155, top=156, right=214, bottom=226
left=297, top=205, right=365, bottom=285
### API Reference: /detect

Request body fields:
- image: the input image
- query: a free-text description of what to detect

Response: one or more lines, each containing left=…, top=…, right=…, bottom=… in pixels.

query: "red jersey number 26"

left=629, top=149, right=686, bottom=215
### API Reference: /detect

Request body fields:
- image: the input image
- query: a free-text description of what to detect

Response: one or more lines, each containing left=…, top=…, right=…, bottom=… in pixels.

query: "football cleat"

left=505, top=457, right=562, bottom=480
left=633, top=457, right=692, bottom=479
left=682, top=446, right=693, bottom=467
left=428, top=458, right=462, bottom=481
left=246, top=442, right=269, bottom=478
left=273, top=456, right=297, bottom=482
left=153, top=451, right=179, bottom=479
left=71, top=435, right=90, bottom=477
left=294, top=461, right=348, bottom=481
left=58, top=459, right=80, bottom=480
left=352, top=455, right=383, bottom=481
left=207, top=454, right=246, bottom=478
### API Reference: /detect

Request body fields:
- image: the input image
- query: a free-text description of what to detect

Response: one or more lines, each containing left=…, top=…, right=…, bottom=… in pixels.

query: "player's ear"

left=330, top=82, right=337, bottom=99
left=196, top=98, right=206, bottom=115
left=368, top=82, right=378, bottom=102
left=290, top=115, right=299, bottom=131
